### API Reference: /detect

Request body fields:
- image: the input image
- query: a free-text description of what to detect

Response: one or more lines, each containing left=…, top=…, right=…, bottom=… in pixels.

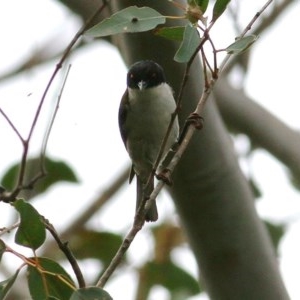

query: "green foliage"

left=27, top=257, right=75, bottom=300
left=0, top=270, right=20, bottom=300
left=70, top=287, right=113, bottom=300
left=174, top=24, right=200, bottom=63
left=85, top=6, right=165, bottom=37
left=226, top=35, right=258, bottom=55
left=1, top=156, right=78, bottom=199
left=154, top=26, right=185, bottom=41
left=212, top=0, right=231, bottom=22
left=83, top=2, right=243, bottom=65
left=70, top=229, right=123, bottom=266
left=140, top=261, right=200, bottom=298
left=13, top=199, right=46, bottom=250
left=188, top=0, right=209, bottom=14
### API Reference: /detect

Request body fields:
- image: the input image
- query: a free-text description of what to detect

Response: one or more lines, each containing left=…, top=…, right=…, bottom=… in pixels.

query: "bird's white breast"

left=126, top=83, right=179, bottom=180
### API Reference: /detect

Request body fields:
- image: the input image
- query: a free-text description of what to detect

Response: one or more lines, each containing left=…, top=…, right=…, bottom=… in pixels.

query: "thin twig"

left=0, top=222, right=20, bottom=237
left=43, top=218, right=86, bottom=288
left=0, top=108, right=24, bottom=142
left=1, top=0, right=109, bottom=203
left=96, top=219, right=144, bottom=287
left=41, top=65, right=72, bottom=165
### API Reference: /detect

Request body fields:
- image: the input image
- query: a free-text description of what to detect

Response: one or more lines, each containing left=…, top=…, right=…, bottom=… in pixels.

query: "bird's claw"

left=186, top=113, right=204, bottom=130
left=156, top=168, right=173, bottom=186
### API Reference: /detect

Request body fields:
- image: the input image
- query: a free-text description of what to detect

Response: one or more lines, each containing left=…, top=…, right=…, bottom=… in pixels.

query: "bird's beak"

left=138, top=80, right=147, bottom=90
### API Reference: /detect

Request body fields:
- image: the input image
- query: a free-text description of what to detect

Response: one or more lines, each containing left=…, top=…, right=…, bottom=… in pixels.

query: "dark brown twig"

left=43, top=218, right=86, bottom=288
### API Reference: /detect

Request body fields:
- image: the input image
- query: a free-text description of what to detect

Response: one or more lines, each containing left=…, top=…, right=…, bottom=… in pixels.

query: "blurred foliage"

left=70, top=287, right=113, bottom=300
left=65, top=229, right=124, bottom=266
left=1, top=156, right=78, bottom=200
left=0, top=270, right=20, bottom=300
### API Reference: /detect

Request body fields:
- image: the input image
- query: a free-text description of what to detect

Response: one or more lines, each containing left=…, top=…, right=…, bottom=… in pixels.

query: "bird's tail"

left=136, top=176, right=158, bottom=222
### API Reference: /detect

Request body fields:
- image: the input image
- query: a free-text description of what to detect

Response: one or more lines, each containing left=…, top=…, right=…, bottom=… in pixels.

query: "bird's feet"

left=178, top=113, right=204, bottom=144
left=156, top=168, right=173, bottom=186
left=186, top=112, right=204, bottom=130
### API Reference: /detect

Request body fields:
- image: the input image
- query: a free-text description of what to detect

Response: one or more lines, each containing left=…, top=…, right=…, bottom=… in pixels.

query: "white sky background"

left=0, top=1, right=300, bottom=299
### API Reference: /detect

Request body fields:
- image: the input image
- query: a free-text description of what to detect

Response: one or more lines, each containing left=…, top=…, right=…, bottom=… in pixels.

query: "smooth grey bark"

left=60, top=0, right=290, bottom=299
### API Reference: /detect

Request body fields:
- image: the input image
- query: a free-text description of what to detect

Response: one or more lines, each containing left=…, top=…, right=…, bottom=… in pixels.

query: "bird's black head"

left=127, top=60, right=166, bottom=90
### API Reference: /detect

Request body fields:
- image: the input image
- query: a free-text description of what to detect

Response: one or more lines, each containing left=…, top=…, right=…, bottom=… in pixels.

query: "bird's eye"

left=130, top=73, right=134, bottom=79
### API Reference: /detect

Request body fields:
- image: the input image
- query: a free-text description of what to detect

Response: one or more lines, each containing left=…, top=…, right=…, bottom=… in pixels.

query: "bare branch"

left=1, top=0, right=110, bottom=203
left=43, top=218, right=86, bottom=288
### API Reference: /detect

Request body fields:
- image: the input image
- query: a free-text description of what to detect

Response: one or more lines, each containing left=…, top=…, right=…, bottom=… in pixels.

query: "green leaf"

left=226, top=35, right=258, bottom=55
left=1, top=156, right=78, bottom=199
left=212, top=0, right=231, bottom=22
left=70, top=287, right=113, bottom=300
left=69, top=230, right=123, bottom=265
left=188, top=0, right=209, bottom=14
left=0, top=239, right=5, bottom=262
left=154, top=26, right=185, bottom=41
left=85, top=6, right=166, bottom=38
left=13, top=199, right=46, bottom=250
left=27, top=257, right=75, bottom=300
left=174, top=24, right=200, bottom=63
left=0, top=270, right=21, bottom=300
left=142, top=261, right=200, bottom=297
left=264, top=221, right=285, bottom=253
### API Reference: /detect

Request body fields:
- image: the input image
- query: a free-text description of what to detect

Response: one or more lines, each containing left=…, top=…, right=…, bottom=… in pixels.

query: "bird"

left=118, top=60, right=179, bottom=222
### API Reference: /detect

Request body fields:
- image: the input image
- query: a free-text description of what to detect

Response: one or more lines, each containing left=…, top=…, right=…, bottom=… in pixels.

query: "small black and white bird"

left=118, top=60, right=179, bottom=222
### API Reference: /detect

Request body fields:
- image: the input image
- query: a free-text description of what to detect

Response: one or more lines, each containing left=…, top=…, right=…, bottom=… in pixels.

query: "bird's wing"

left=118, top=89, right=129, bottom=146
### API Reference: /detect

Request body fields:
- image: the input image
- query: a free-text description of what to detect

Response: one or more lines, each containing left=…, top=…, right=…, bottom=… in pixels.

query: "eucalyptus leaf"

left=226, top=35, right=258, bottom=55
left=154, top=26, right=185, bottom=41
left=85, top=6, right=165, bottom=37
left=27, top=257, right=74, bottom=300
left=70, top=287, right=113, bottom=300
left=188, top=0, right=209, bottom=14
left=212, top=0, right=231, bottom=22
left=143, top=261, right=200, bottom=297
left=13, top=199, right=46, bottom=250
left=174, top=24, right=200, bottom=63
left=68, top=229, right=123, bottom=265
left=1, top=156, right=78, bottom=199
